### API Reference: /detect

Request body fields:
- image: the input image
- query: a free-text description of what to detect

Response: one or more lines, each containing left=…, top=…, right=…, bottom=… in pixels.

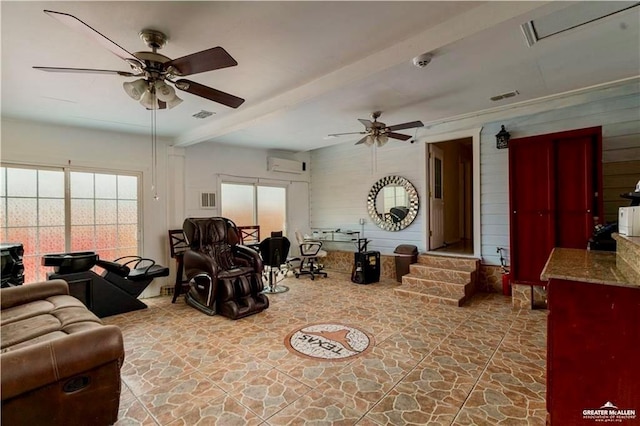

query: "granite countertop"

left=541, top=248, right=638, bottom=287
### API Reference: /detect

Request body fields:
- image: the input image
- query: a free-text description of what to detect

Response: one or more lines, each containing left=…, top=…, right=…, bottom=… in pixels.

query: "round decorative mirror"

left=367, top=176, right=419, bottom=231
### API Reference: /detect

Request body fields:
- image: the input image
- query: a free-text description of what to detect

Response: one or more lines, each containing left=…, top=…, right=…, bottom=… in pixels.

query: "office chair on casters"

left=294, top=231, right=327, bottom=280
left=258, top=236, right=291, bottom=294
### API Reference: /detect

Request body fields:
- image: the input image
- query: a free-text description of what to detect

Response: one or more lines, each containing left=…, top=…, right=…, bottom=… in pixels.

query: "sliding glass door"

left=221, top=183, right=286, bottom=238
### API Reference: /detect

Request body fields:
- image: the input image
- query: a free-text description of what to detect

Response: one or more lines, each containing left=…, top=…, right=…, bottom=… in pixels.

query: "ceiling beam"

left=173, top=1, right=551, bottom=147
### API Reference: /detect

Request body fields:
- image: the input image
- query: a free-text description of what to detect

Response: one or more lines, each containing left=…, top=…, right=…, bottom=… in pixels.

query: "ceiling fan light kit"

left=330, top=111, right=423, bottom=148
left=139, top=89, right=159, bottom=110
left=123, top=79, right=147, bottom=100
left=34, top=10, right=245, bottom=110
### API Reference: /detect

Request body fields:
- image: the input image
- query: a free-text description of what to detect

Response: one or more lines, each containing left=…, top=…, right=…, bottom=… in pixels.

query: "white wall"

left=1, top=118, right=178, bottom=296
left=310, top=141, right=425, bottom=254
left=184, top=143, right=311, bottom=249
left=309, top=80, right=640, bottom=265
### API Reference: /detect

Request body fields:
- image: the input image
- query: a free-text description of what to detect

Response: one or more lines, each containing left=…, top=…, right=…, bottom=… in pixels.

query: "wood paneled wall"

left=479, top=91, right=639, bottom=265
left=603, top=161, right=640, bottom=223
left=309, top=83, right=639, bottom=264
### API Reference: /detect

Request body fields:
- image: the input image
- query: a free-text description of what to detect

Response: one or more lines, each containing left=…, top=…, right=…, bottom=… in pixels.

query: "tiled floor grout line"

left=352, top=310, right=475, bottom=425
left=121, top=378, right=162, bottom=425
left=111, top=277, right=546, bottom=425
left=449, top=310, right=521, bottom=425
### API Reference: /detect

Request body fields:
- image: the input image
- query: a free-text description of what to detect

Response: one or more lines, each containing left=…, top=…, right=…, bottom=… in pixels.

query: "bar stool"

left=168, top=229, right=190, bottom=303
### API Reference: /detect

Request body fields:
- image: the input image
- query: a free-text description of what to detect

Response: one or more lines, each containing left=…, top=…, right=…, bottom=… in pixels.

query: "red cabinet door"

left=547, top=279, right=640, bottom=425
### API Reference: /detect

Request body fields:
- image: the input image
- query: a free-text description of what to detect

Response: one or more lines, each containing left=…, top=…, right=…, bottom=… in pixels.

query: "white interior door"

left=429, top=144, right=445, bottom=250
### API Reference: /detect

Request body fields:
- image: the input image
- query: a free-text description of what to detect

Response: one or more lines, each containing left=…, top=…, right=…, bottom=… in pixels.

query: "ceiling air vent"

left=192, top=110, right=215, bottom=119
left=199, top=192, right=216, bottom=209
left=521, top=2, right=639, bottom=47
left=491, top=90, right=520, bottom=102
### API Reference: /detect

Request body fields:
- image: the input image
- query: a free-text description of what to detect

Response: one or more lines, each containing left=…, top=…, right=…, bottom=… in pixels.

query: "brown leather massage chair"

left=182, top=217, right=269, bottom=319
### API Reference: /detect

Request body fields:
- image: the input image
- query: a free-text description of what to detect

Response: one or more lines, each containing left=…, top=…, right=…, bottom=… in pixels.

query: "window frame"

left=0, top=162, right=142, bottom=280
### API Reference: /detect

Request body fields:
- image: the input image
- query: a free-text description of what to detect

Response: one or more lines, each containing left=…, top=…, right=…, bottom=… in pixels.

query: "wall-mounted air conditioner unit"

left=268, top=157, right=306, bottom=174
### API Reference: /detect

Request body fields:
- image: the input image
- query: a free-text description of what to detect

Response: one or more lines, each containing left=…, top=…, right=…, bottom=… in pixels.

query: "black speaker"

left=351, top=251, right=380, bottom=284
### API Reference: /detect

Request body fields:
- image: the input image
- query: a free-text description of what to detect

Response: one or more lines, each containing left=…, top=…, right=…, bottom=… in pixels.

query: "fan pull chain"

left=151, top=88, right=159, bottom=201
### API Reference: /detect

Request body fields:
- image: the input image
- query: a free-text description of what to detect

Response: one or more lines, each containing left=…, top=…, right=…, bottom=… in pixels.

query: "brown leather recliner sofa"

left=183, top=217, right=269, bottom=319
left=1, top=280, right=124, bottom=426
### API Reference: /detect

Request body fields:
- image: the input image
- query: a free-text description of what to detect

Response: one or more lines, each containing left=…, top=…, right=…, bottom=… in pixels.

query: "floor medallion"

left=284, top=322, right=374, bottom=361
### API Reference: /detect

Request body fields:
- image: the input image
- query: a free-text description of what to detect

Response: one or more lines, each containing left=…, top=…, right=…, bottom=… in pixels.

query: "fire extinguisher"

left=497, top=247, right=511, bottom=296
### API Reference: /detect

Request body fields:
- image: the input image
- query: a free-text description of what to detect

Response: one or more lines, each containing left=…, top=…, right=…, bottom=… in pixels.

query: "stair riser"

left=395, top=288, right=463, bottom=307
left=417, top=255, right=478, bottom=272
left=402, top=276, right=476, bottom=299
left=409, top=264, right=475, bottom=284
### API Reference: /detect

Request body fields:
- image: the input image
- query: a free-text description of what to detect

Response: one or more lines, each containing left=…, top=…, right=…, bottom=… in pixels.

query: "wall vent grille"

left=192, top=110, right=215, bottom=119
left=491, top=90, right=520, bottom=102
left=200, top=192, right=216, bottom=209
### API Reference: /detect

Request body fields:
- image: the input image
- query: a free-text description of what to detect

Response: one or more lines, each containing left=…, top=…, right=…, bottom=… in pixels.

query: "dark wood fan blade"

left=33, top=66, right=136, bottom=77
left=164, top=47, right=238, bottom=76
left=44, top=10, right=142, bottom=67
left=328, top=132, right=366, bottom=137
left=174, top=79, right=244, bottom=108
left=386, top=132, right=412, bottom=141
left=358, top=119, right=373, bottom=129
left=386, top=120, right=424, bottom=132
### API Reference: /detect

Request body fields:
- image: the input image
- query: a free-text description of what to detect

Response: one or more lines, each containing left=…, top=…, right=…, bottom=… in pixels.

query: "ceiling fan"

left=328, top=111, right=423, bottom=147
left=33, top=10, right=244, bottom=110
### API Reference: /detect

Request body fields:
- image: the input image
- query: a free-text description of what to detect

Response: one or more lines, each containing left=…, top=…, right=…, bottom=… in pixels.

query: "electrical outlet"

left=359, top=218, right=366, bottom=225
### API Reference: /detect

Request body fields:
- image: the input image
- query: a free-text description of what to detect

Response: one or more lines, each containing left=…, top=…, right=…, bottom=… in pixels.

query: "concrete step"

left=416, top=254, right=479, bottom=272
left=409, top=263, right=475, bottom=285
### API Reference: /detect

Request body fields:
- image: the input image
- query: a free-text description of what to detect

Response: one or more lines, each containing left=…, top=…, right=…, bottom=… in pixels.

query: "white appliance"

left=619, top=206, right=640, bottom=237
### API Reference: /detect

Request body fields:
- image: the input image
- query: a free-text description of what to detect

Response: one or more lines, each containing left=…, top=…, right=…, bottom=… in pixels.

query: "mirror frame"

left=367, top=175, right=419, bottom=231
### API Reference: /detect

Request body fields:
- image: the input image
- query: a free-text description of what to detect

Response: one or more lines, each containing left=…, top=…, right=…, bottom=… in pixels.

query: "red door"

left=509, top=138, right=555, bottom=285
left=509, top=127, right=602, bottom=285
left=554, top=135, right=595, bottom=248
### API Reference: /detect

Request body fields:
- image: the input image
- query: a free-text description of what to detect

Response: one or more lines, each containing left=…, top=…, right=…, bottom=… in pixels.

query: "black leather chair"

left=259, top=236, right=291, bottom=294
left=182, top=217, right=269, bottom=319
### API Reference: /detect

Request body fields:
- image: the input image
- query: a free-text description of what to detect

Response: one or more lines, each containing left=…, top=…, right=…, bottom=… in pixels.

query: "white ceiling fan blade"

left=329, top=131, right=366, bottom=137
left=358, top=119, right=373, bottom=129
left=43, top=10, right=143, bottom=68
left=355, top=135, right=370, bottom=145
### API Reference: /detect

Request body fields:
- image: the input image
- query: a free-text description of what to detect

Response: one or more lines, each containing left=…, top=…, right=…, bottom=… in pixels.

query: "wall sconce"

left=496, top=125, right=511, bottom=149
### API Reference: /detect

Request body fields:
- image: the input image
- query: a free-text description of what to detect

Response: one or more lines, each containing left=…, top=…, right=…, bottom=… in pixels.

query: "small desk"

left=311, top=230, right=370, bottom=252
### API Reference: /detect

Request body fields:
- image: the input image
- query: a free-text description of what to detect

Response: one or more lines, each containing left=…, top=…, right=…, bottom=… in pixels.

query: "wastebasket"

left=394, top=244, right=418, bottom=282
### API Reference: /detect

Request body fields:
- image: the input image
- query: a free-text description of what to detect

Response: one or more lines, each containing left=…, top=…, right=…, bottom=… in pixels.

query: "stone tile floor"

left=104, top=272, right=547, bottom=425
